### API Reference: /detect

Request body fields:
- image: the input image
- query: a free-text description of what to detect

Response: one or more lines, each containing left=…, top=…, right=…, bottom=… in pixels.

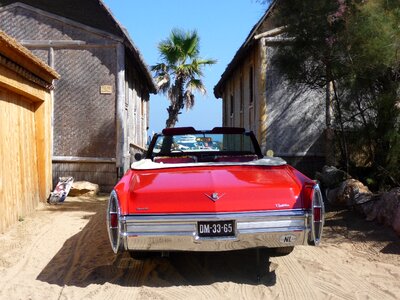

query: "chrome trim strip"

left=125, top=219, right=306, bottom=233
left=238, top=226, right=306, bottom=234
left=124, top=231, right=195, bottom=237
left=127, top=224, right=195, bottom=232
left=237, top=219, right=305, bottom=229
left=122, top=209, right=308, bottom=222
left=123, top=226, right=307, bottom=237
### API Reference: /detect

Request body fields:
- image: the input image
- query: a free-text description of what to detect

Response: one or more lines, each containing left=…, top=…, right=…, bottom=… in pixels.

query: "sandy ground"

left=0, top=195, right=399, bottom=300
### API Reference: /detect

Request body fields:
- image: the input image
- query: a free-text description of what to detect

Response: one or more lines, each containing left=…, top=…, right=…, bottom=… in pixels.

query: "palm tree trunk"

left=165, top=77, right=185, bottom=128
left=166, top=105, right=180, bottom=128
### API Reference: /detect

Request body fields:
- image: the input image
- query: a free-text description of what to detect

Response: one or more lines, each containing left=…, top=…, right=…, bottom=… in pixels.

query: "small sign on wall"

left=100, top=85, right=113, bottom=94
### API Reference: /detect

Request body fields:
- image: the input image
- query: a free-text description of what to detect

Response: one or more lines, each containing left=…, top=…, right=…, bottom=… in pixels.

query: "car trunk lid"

left=127, top=165, right=303, bottom=214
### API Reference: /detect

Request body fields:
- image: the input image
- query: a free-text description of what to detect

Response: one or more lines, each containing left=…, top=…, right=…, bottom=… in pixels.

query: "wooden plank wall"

left=0, top=88, right=39, bottom=233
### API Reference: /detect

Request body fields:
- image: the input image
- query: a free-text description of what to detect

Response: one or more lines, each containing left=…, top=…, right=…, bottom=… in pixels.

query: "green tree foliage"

left=273, top=0, right=400, bottom=190
left=152, top=29, right=216, bottom=128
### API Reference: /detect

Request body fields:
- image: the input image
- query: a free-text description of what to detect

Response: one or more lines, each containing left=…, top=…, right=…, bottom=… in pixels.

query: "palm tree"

left=152, top=28, right=216, bottom=128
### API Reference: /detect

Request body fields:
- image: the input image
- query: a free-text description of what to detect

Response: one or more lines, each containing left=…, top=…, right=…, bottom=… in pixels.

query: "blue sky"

left=102, top=0, right=266, bottom=134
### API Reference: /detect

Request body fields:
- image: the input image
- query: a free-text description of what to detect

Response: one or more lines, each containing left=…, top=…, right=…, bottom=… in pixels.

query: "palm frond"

left=151, top=63, right=171, bottom=93
left=155, top=74, right=170, bottom=93
left=175, top=63, right=200, bottom=78
left=153, top=28, right=216, bottom=119
left=158, top=40, right=180, bottom=65
left=196, top=58, right=218, bottom=66
left=183, top=30, right=200, bottom=59
left=186, top=78, right=206, bottom=96
left=151, top=63, right=168, bottom=74
left=184, top=90, right=195, bottom=110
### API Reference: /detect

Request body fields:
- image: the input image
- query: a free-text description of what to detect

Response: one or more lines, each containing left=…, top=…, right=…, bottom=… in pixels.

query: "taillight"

left=302, top=185, right=314, bottom=208
left=110, top=213, right=118, bottom=228
left=310, top=184, right=324, bottom=246
left=313, top=206, right=321, bottom=222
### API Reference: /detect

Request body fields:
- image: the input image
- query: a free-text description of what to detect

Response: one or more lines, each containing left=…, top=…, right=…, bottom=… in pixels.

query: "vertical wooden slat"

left=35, top=91, right=53, bottom=200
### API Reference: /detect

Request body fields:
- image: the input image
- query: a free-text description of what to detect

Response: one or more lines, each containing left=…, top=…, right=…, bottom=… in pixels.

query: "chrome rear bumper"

left=115, top=210, right=313, bottom=252
left=107, top=187, right=325, bottom=253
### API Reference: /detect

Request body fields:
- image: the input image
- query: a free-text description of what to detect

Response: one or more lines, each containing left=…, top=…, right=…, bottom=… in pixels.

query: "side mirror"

left=134, top=153, right=143, bottom=161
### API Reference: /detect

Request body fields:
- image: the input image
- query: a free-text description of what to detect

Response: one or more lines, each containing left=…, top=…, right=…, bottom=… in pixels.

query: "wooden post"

left=35, top=91, right=53, bottom=200
left=49, top=47, right=55, bottom=158
left=116, top=43, right=126, bottom=174
left=258, top=38, right=268, bottom=154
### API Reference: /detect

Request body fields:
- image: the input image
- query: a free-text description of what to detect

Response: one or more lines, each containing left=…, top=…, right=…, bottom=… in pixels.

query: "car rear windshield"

left=152, top=133, right=257, bottom=156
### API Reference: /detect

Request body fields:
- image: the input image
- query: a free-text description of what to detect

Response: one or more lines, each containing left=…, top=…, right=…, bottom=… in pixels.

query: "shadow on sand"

left=323, top=207, right=400, bottom=255
left=36, top=201, right=276, bottom=288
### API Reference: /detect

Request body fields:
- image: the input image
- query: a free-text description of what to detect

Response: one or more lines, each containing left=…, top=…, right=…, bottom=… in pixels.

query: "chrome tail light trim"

left=310, top=184, right=325, bottom=246
left=106, top=190, right=123, bottom=254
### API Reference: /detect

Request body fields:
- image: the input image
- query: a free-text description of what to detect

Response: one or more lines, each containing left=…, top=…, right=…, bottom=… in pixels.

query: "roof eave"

left=98, top=0, right=157, bottom=94
left=213, top=1, right=277, bottom=98
left=0, top=30, right=59, bottom=83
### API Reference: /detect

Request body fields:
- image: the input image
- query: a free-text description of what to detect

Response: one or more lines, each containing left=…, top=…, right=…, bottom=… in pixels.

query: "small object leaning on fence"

left=48, top=177, right=74, bottom=204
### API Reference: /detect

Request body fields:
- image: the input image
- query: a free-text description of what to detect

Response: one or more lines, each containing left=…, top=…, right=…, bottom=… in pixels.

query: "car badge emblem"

left=276, top=203, right=290, bottom=208
left=205, top=192, right=225, bottom=202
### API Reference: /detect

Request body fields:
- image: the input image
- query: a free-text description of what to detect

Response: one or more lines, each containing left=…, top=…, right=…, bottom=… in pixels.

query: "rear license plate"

left=197, top=220, right=235, bottom=238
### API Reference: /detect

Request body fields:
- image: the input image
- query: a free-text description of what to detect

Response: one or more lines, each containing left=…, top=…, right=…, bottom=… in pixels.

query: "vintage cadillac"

left=107, top=127, right=324, bottom=259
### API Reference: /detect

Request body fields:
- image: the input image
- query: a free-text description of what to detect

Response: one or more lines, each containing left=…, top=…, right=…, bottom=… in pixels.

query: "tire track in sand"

left=270, top=249, right=320, bottom=299
left=293, top=244, right=399, bottom=299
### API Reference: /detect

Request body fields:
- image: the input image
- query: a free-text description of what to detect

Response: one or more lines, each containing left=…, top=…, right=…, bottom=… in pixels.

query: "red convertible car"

left=107, top=127, right=324, bottom=259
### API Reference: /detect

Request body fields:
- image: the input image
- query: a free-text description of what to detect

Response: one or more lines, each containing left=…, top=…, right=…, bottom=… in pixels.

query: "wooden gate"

left=0, top=31, right=59, bottom=233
